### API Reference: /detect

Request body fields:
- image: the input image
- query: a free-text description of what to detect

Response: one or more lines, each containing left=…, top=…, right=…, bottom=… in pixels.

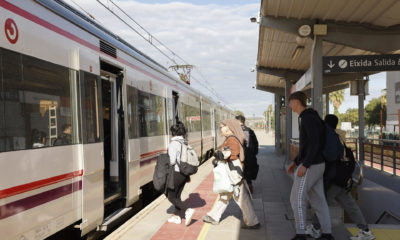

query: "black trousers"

left=166, top=171, right=188, bottom=212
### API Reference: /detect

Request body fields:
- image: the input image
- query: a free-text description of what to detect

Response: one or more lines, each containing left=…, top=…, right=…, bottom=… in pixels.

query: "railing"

left=375, top=210, right=400, bottom=224
left=289, top=137, right=400, bottom=176
left=361, top=138, right=400, bottom=176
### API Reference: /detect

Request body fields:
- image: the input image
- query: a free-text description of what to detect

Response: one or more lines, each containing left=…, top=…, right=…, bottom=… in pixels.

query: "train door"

left=100, top=64, right=126, bottom=207
left=80, top=71, right=104, bottom=236
left=212, top=108, right=217, bottom=149
left=200, top=101, right=204, bottom=161
left=172, top=91, right=180, bottom=123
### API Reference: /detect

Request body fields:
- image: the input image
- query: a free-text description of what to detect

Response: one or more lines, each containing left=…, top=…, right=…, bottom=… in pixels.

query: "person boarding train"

left=203, top=119, right=260, bottom=229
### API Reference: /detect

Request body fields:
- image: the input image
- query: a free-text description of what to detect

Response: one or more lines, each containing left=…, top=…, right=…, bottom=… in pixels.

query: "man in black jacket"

left=287, top=91, right=334, bottom=240
left=235, top=115, right=259, bottom=194
left=307, top=115, right=375, bottom=240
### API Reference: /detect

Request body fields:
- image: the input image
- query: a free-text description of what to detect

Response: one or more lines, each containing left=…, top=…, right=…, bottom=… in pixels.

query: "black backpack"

left=242, top=126, right=259, bottom=156
left=238, top=128, right=259, bottom=181
left=322, top=124, right=344, bottom=162
left=333, top=145, right=356, bottom=188
left=153, top=153, right=170, bottom=192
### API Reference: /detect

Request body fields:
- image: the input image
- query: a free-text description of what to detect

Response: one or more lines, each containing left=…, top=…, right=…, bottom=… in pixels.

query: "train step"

left=97, top=207, right=132, bottom=232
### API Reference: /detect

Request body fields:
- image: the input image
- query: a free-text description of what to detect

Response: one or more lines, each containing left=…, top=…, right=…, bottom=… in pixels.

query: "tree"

left=263, top=104, right=274, bottom=130
left=365, top=94, right=387, bottom=127
left=339, top=108, right=358, bottom=127
left=380, top=89, right=387, bottom=107
left=233, top=110, right=244, bottom=117
left=329, top=90, right=345, bottom=115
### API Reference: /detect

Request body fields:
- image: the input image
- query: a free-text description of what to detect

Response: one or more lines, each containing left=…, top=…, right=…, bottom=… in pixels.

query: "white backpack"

left=176, top=140, right=199, bottom=176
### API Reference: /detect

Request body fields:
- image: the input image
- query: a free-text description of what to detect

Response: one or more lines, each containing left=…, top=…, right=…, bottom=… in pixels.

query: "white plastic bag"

left=226, top=159, right=243, bottom=185
left=213, top=161, right=233, bottom=193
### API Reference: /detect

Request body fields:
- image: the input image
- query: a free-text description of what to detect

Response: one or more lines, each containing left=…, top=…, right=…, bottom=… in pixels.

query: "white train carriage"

left=200, top=97, right=215, bottom=161
left=0, top=0, right=232, bottom=239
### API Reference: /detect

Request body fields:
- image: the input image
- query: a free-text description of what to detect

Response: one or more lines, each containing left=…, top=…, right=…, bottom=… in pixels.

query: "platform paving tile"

left=105, top=159, right=217, bottom=240
left=150, top=170, right=217, bottom=240
left=108, top=131, right=353, bottom=240
left=265, top=213, right=287, bottom=222
left=205, top=132, right=297, bottom=240
left=265, top=205, right=286, bottom=213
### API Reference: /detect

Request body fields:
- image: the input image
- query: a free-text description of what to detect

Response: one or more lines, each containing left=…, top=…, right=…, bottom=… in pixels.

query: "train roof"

left=35, top=0, right=167, bottom=71
left=34, top=1, right=193, bottom=93
left=33, top=0, right=232, bottom=109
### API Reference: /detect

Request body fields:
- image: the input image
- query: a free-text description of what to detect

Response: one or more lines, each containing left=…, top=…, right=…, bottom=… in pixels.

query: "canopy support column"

left=285, top=79, right=292, bottom=166
left=275, top=94, right=282, bottom=154
left=358, top=78, right=366, bottom=163
left=311, top=36, right=323, bottom=116
left=325, top=93, right=330, bottom=117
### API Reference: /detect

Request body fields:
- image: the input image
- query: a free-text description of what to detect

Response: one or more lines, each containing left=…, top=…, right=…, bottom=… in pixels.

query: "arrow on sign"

left=327, top=61, right=335, bottom=69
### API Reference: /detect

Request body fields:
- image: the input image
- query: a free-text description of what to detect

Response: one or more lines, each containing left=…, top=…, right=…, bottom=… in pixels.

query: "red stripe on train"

left=0, top=170, right=83, bottom=199
left=0, top=1, right=200, bottom=99
left=140, top=149, right=167, bottom=159
left=0, top=0, right=99, bottom=52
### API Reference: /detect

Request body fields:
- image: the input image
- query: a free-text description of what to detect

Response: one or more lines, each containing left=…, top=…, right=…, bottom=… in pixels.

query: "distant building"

left=386, top=71, right=400, bottom=133
left=245, top=117, right=265, bottom=129
left=341, top=122, right=352, bottom=131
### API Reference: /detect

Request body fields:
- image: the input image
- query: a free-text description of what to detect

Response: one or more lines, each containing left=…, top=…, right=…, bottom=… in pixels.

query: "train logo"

left=5, top=18, right=19, bottom=44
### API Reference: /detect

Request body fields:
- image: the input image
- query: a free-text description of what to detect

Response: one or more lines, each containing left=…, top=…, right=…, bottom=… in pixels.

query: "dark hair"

left=235, top=115, right=245, bottom=124
left=62, top=124, right=71, bottom=132
left=33, top=131, right=46, bottom=143
left=170, top=122, right=186, bottom=137
left=324, top=114, right=339, bottom=129
left=289, top=91, right=307, bottom=107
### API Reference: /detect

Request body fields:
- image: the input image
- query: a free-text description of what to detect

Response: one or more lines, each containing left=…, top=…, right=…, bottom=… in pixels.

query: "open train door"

left=97, top=61, right=128, bottom=231
left=172, top=91, right=180, bottom=123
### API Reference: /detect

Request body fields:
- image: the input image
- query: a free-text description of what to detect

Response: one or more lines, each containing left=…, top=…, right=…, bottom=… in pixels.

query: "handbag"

left=166, top=164, right=175, bottom=191
left=213, top=161, right=233, bottom=193
left=226, top=159, right=243, bottom=185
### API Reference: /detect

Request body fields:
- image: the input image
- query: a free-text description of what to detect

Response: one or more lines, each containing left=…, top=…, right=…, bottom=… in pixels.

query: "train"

left=0, top=0, right=233, bottom=239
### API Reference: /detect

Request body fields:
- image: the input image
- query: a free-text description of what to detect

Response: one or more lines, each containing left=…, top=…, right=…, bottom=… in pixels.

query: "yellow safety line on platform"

left=348, top=227, right=400, bottom=240
left=197, top=196, right=219, bottom=240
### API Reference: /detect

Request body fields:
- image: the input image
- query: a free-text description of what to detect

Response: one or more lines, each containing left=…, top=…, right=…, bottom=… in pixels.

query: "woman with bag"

left=202, top=119, right=260, bottom=229
left=166, top=122, right=195, bottom=226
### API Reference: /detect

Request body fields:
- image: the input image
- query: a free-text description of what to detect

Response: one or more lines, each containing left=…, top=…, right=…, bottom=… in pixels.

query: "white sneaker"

left=305, top=224, right=322, bottom=238
left=185, top=208, right=195, bottom=226
left=350, top=230, right=375, bottom=240
left=167, top=215, right=181, bottom=224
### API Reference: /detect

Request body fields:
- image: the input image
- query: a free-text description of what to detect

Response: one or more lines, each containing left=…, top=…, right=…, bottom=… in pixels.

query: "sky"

left=64, top=0, right=386, bottom=117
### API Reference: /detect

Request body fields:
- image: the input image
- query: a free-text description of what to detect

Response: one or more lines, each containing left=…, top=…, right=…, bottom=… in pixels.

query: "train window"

left=81, top=71, right=101, bottom=144
left=0, top=48, right=79, bottom=152
left=138, top=90, right=166, bottom=137
left=166, top=98, right=174, bottom=130
left=181, top=103, right=201, bottom=132
left=127, top=85, right=138, bottom=139
left=202, top=110, right=211, bottom=131
left=215, top=110, right=221, bottom=124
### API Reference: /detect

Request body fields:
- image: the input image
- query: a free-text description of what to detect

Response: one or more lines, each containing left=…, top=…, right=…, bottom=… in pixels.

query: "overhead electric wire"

left=101, top=0, right=191, bottom=66
left=70, top=0, right=97, bottom=21
left=94, top=0, right=230, bottom=107
left=95, top=0, right=178, bottom=66
left=193, top=67, right=229, bottom=103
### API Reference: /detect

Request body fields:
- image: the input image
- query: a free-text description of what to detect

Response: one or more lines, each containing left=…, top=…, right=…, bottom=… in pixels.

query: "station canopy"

left=256, top=0, right=400, bottom=95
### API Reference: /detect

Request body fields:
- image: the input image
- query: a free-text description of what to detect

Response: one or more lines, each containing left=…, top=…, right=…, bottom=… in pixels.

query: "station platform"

left=105, top=131, right=400, bottom=240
